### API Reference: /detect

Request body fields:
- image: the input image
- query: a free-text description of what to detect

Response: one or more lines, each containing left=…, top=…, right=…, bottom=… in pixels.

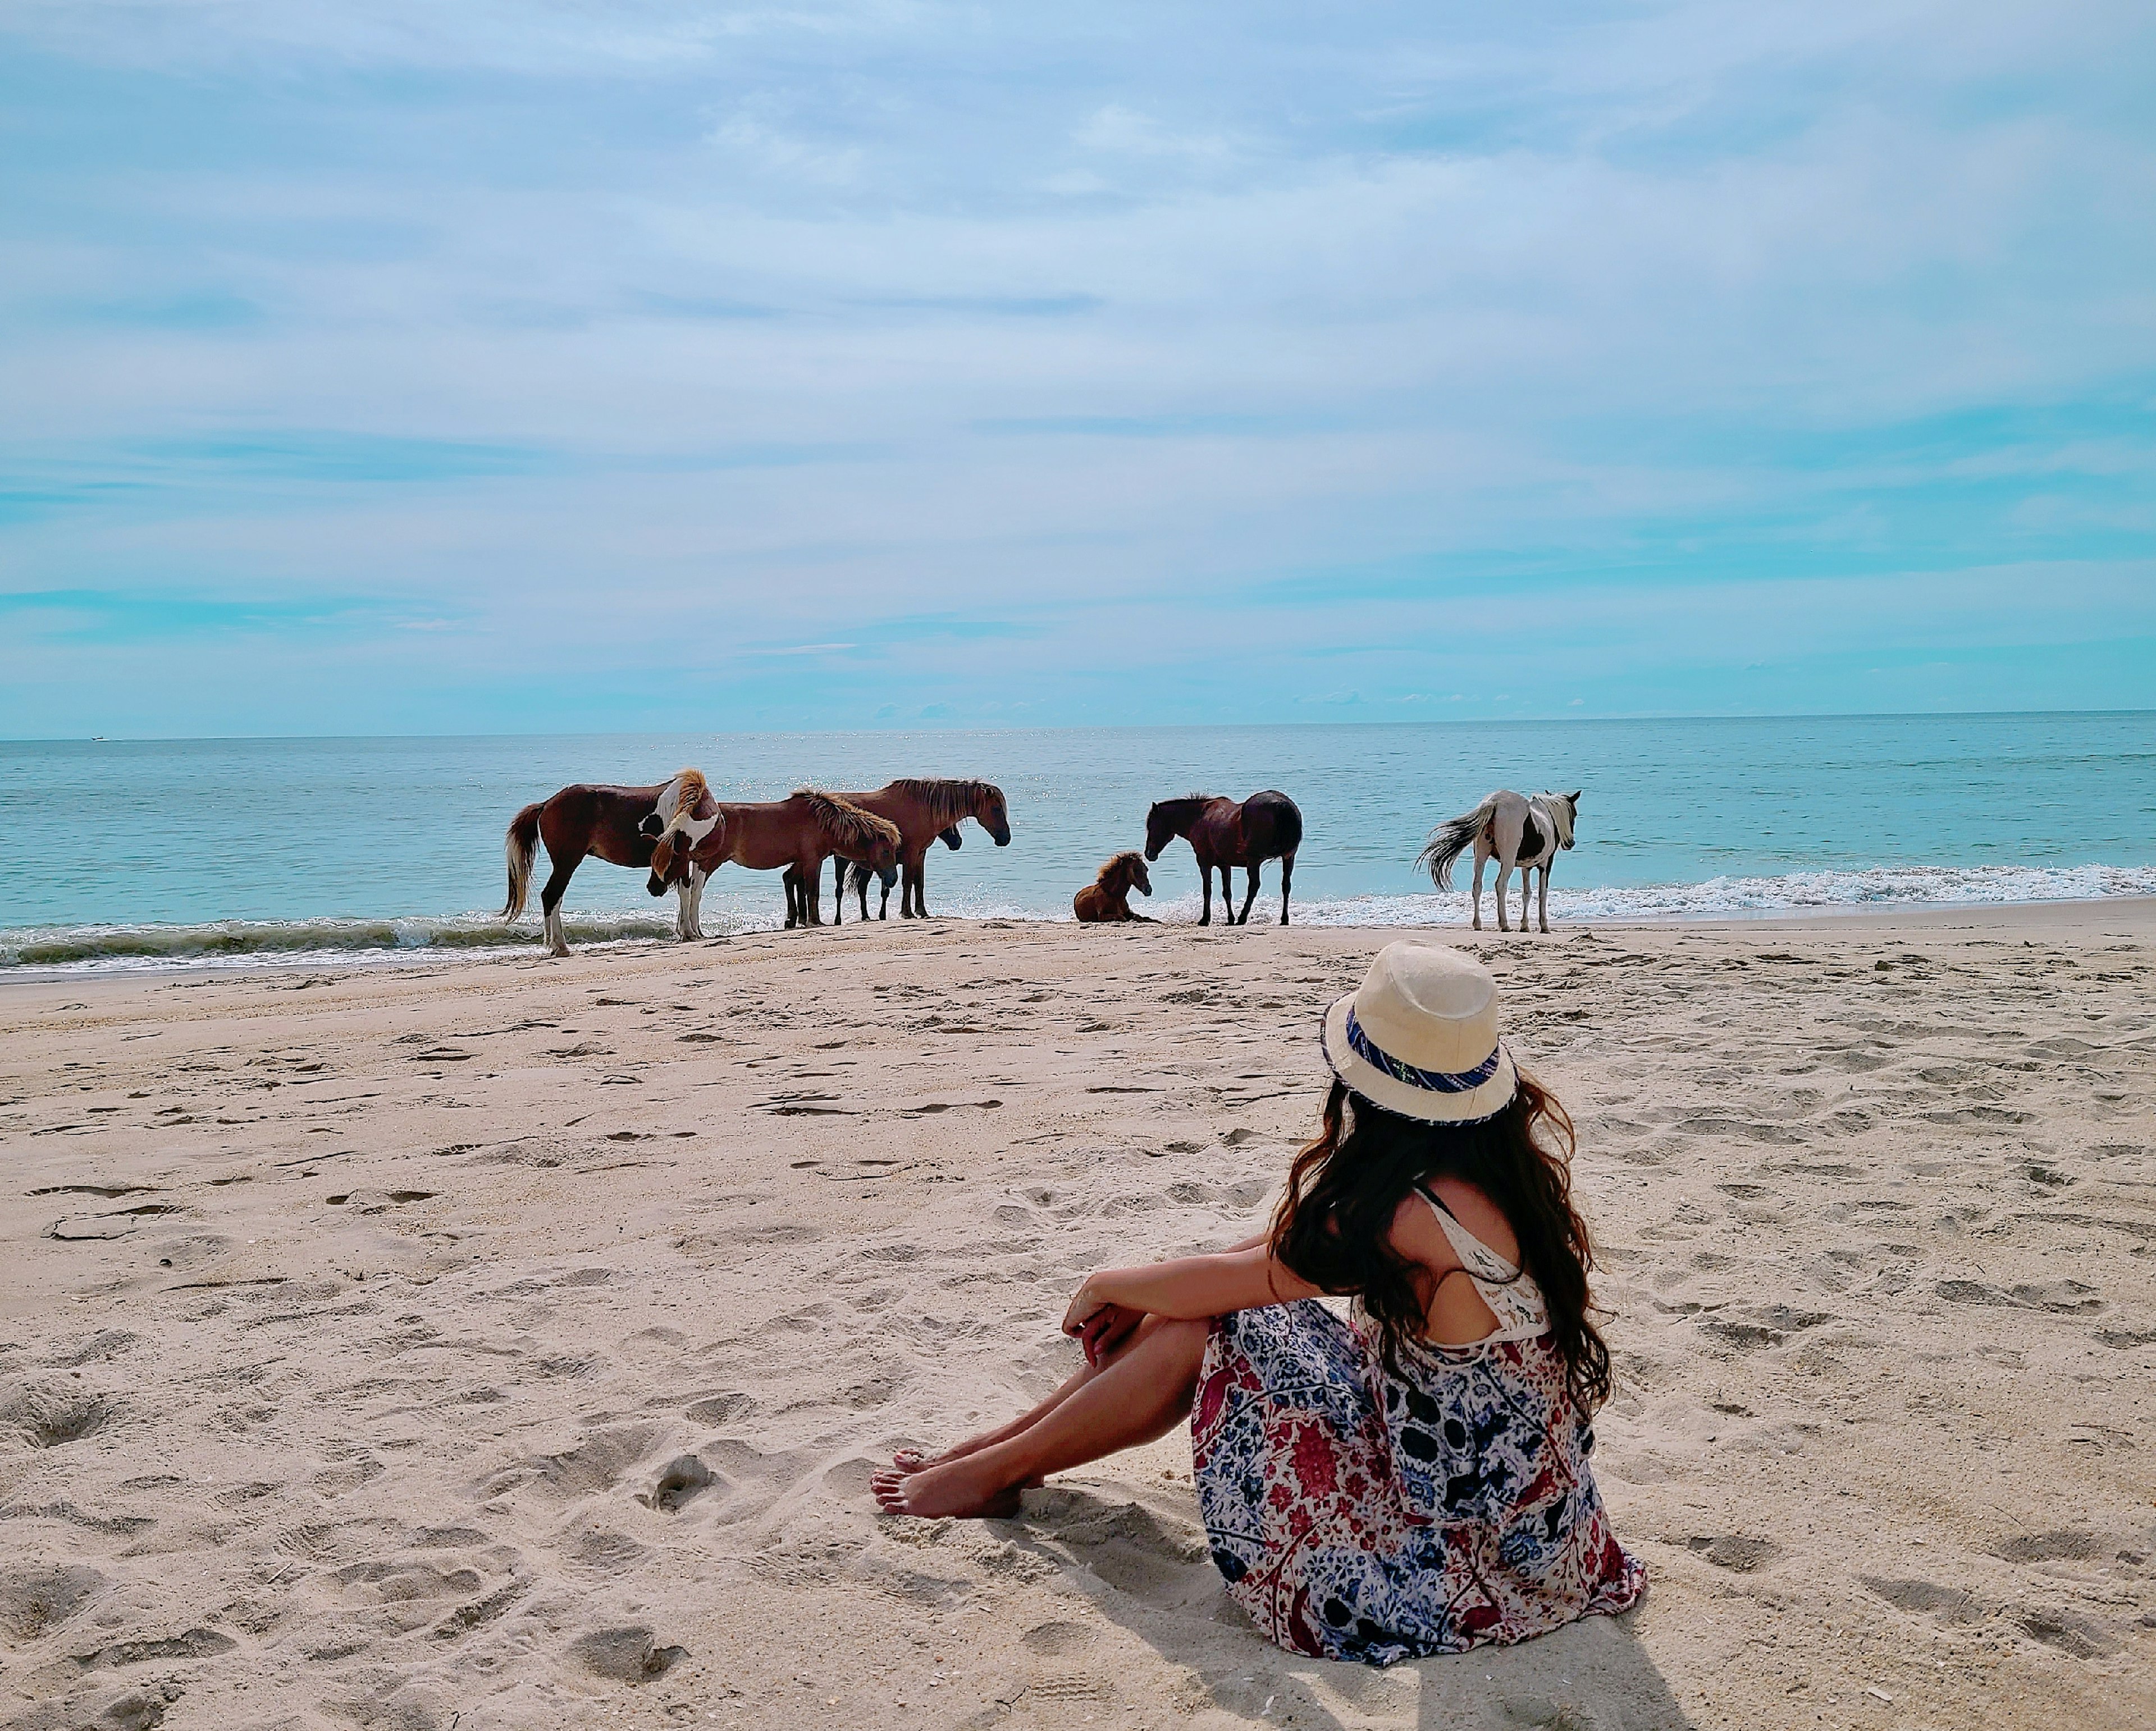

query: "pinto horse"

left=1417, top=789, right=1579, bottom=934
left=503, top=772, right=714, bottom=957
left=822, top=779, right=1011, bottom=919
left=1073, top=851, right=1154, bottom=923
left=647, top=789, right=901, bottom=928
left=1144, top=791, right=1303, bottom=926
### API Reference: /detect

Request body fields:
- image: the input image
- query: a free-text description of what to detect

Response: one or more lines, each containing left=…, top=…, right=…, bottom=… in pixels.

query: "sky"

left=1, top=1, right=2152, bottom=737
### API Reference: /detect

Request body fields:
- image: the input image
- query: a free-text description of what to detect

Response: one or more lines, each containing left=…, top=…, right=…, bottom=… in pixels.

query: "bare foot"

left=872, top=1458, right=1024, bottom=1519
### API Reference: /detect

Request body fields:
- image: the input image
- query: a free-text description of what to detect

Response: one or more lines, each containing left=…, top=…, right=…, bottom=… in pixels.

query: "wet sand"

left=3, top=905, right=2153, bottom=1730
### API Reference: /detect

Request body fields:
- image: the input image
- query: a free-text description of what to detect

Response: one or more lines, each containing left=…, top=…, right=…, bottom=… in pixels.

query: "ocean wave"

left=1277, top=861, right=2156, bottom=926
left=0, top=911, right=705, bottom=972
left=4, top=861, right=2152, bottom=973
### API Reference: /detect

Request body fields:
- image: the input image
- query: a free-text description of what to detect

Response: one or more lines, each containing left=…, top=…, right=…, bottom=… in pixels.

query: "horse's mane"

left=888, top=777, right=1003, bottom=829
left=798, top=788, right=901, bottom=854
left=1098, top=849, right=1146, bottom=885
left=659, top=767, right=710, bottom=824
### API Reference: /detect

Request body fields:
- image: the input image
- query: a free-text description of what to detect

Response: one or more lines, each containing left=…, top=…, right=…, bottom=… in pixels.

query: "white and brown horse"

left=503, top=769, right=717, bottom=957
left=1417, top=789, right=1580, bottom=934
left=646, top=788, right=901, bottom=928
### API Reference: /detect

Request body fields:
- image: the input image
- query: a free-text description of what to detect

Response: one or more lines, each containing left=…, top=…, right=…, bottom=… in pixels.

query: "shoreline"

left=5, top=891, right=2154, bottom=990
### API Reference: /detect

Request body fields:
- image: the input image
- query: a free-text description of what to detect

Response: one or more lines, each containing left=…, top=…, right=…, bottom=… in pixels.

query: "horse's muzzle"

left=646, top=873, right=668, bottom=897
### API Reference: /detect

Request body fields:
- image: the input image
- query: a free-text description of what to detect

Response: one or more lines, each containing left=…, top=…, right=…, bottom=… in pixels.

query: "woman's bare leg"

left=873, top=1317, right=1212, bottom=1518
left=890, top=1315, right=1177, bottom=1472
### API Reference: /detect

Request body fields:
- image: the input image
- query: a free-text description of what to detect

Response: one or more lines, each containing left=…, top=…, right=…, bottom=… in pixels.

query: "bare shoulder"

left=1426, top=1175, right=1522, bottom=1267
left=1386, top=1191, right=1462, bottom=1276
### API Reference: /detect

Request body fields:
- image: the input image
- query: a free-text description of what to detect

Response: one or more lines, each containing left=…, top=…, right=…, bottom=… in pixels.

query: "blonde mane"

left=797, top=788, right=901, bottom=856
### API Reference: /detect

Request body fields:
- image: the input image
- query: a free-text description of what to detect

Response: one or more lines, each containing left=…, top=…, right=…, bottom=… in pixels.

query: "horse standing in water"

left=1417, top=789, right=1579, bottom=934
left=1144, top=791, right=1303, bottom=925
left=1073, top=851, right=1155, bottom=923
left=646, top=789, right=901, bottom=928
left=503, top=770, right=714, bottom=957
left=824, top=779, right=1012, bottom=919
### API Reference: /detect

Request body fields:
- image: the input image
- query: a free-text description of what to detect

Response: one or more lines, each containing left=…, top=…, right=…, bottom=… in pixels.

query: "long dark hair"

left=1268, top=1073, right=1613, bottom=1414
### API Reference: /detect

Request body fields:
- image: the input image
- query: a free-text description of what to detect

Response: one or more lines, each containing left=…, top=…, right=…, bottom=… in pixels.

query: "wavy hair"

left=1268, top=1074, right=1613, bottom=1413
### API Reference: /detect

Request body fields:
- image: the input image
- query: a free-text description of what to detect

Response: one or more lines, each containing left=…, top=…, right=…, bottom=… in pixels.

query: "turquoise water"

left=2, top=714, right=2152, bottom=970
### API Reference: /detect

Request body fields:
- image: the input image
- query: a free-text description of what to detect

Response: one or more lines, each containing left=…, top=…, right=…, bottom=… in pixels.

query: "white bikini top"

left=1415, top=1185, right=1549, bottom=1346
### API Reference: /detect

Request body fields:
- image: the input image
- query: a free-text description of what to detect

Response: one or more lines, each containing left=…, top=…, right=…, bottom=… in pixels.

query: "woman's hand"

left=1062, top=1278, right=1146, bottom=1366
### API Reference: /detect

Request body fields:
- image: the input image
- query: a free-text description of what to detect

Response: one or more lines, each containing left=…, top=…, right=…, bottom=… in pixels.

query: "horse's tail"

left=1273, top=796, right=1304, bottom=859
left=1415, top=795, right=1495, bottom=890
left=503, top=801, right=543, bottom=920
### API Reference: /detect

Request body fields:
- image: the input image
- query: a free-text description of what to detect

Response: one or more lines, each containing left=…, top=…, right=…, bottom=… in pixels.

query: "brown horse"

left=1144, top=790, right=1303, bottom=926
left=504, top=778, right=707, bottom=957
left=822, top=779, right=1011, bottom=918
left=647, top=789, right=900, bottom=928
left=1073, top=851, right=1155, bottom=923
left=831, top=825, right=962, bottom=922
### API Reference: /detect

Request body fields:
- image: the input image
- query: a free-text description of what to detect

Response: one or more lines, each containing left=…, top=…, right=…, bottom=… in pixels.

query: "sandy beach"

left=3, top=906, right=2153, bottom=1731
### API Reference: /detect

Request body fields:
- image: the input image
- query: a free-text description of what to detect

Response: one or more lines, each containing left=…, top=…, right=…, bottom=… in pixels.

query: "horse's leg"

left=800, top=856, right=824, bottom=926
left=1495, top=858, right=1513, bottom=933
left=783, top=867, right=801, bottom=930
left=915, top=848, right=931, bottom=919
left=1470, top=848, right=1486, bottom=931
left=538, top=850, right=579, bottom=958
left=1538, top=864, right=1551, bottom=935
left=1237, top=862, right=1260, bottom=926
left=1278, top=851, right=1294, bottom=925
left=1197, top=853, right=1212, bottom=925
left=689, top=866, right=708, bottom=939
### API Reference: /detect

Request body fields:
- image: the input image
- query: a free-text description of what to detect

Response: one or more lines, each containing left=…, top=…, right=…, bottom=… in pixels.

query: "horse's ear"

left=1566, top=790, right=1581, bottom=806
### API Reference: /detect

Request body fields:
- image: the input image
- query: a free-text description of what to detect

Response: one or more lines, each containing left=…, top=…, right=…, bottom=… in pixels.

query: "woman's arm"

left=1063, top=1244, right=1321, bottom=1342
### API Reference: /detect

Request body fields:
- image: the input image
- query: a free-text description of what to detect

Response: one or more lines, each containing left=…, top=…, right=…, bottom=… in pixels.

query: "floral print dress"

left=1190, top=1189, right=1645, bottom=1666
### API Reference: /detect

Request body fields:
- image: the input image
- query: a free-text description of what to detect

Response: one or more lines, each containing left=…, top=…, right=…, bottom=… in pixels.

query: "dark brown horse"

left=647, top=789, right=901, bottom=928
left=1073, top=851, right=1155, bottom=923
left=504, top=777, right=704, bottom=957
left=823, top=779, right=1011, bottom=918
left=1144, top=790, right=1303, bottom=925
left=831, top=825, right=962, bottom=922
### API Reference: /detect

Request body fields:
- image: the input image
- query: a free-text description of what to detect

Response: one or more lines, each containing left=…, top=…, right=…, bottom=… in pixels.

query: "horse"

left=646, top=788, right=901, bottom=928
left=1144, top=791, right=1303, bottom=925
left=824, top=779, right=1012, bottom=918
left=834, top=826, right=963, bottom=922
left=503, top=771, right=714, bottom=957
left=1073, top=851, right=1155, bottom=923
left=1417, top=789, right=1579, bottom=934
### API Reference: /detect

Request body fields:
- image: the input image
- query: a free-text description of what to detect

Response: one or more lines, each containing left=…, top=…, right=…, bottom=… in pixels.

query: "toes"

left=892, top=1449, right=927, bottom=1472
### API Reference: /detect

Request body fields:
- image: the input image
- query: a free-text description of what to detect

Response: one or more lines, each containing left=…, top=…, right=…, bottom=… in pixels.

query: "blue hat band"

left=1344, top=1007, right=1502, bottom=1095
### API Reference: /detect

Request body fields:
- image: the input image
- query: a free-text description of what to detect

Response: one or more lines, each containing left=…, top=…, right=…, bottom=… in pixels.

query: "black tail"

left=1415, top=796, right=1494, bottom=890
left=503, top=801, right=543, bottom=919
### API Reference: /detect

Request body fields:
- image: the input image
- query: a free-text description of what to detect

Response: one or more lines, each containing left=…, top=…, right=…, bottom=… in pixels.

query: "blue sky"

left=2, top=1, right=2152, bottom=736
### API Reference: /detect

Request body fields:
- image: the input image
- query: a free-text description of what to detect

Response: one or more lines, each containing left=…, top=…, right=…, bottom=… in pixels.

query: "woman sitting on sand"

left=874, top=940, right=1644, bottom=1665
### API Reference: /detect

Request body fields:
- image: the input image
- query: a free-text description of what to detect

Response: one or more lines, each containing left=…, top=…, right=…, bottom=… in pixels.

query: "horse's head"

left=1547, top=790, right=1581, bottom=849
left=646, top=830, right=686, bottom=896
left=875, top=859, right=901, bottom=890
left=1128, top=853, right=1153, bottom=898
left=977, top=784, right=1012, bottom=847
left=1143, top=802, right=1175, bottom=861
left=939, top=825, right=964, bottom=852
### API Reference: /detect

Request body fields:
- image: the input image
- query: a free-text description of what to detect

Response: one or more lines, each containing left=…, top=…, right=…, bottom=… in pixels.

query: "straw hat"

left=1320, top=940, right=1519, bottom=1125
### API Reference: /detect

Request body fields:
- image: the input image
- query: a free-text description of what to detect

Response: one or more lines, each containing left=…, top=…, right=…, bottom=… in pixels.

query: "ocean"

left=3, top=713, right=2152, bottom=973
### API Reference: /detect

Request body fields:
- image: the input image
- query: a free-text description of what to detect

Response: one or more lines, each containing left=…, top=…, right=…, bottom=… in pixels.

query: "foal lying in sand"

left=1072, top=851, right=1155, bottom=923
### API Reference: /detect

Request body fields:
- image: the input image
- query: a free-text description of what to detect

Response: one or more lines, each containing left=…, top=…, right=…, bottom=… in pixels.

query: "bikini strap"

left=1413, top=1184, right=1547, bottom=1340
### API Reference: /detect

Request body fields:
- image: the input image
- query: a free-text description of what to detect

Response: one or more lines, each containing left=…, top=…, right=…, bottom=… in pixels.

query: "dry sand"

left=3, top=907, right=2153, bottom=1731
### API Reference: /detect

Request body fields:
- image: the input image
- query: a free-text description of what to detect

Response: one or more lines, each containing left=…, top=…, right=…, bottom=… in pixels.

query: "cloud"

left=1, top=0, right=2151, bottom=733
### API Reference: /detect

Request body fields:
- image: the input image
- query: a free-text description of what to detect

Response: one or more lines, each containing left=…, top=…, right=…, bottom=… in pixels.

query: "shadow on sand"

left=998, top=1482, right=1691, bottom=1731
